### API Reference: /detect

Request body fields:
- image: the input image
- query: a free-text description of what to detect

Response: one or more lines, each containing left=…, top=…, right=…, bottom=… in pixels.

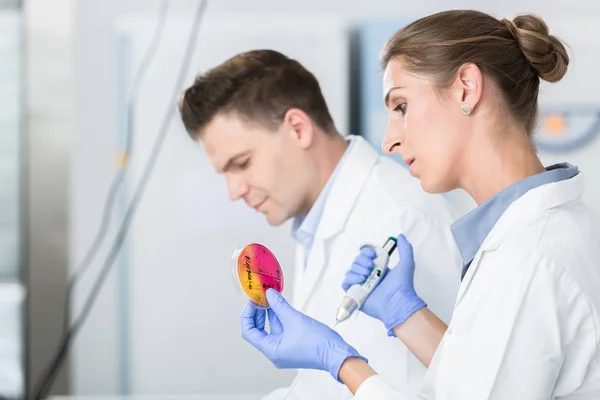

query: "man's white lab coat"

left=264, top=135, right=462, bottom=399
left=353, top=172, right=600, bottom=399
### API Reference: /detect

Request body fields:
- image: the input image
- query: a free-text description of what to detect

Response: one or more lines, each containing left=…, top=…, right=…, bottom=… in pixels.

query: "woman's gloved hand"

left=342, top=234, right=427, bottom=336
left=241, top=289, right=367, bottom=382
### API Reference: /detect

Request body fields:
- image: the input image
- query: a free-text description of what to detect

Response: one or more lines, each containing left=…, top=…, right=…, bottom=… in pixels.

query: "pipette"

left=335, top=236, right=397, bottom=324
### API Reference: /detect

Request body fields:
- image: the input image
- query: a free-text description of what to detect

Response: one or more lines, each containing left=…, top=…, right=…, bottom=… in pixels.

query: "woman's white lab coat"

left=354, top=173, right=600, bottom=399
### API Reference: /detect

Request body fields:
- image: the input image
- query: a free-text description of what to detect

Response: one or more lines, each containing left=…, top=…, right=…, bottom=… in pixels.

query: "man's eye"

left=238, top=159, right=250, bottom=169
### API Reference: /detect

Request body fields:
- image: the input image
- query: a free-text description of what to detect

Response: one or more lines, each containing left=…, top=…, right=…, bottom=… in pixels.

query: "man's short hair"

left=179, top=49, right=337, bottom=138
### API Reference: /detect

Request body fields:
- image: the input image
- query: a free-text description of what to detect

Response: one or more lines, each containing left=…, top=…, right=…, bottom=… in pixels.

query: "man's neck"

left=304, top=133, right=349, bottom=213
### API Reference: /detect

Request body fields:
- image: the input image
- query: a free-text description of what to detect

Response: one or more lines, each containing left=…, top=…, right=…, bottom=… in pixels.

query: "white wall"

left=70, top=0, right=600, bottom=397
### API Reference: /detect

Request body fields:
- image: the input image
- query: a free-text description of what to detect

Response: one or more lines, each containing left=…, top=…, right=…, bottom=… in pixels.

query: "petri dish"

left=231, top=243, right=284, bottom=308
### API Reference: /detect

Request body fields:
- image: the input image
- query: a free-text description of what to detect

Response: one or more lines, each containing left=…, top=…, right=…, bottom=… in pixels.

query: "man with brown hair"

left=179, top=49, right=461, bottom=400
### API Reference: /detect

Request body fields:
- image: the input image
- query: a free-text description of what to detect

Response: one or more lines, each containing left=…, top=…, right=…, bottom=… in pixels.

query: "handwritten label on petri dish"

left=235, top=243, right=284, bottom=308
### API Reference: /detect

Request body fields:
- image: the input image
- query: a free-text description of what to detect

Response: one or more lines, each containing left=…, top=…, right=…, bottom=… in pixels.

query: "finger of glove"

left=351, top=262, right=373, bottom=277
left=396, top=234, right=415, bottom=270
left=342, top=272, right=368, bottom=291
left=359, top=246, right=377, bottom=259
left=254, top=304, right=267, bottom=331
left=267, top=307, right=284, bottom=335
left=266, top=289, right=296, bottom=324
left=241, top=302, right=268, bottom=348
left=353, top=254, right=375, bottom=270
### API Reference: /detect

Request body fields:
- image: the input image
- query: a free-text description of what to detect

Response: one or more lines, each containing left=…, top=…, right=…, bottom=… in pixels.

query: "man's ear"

left=282, top=108, right=314, bottom=149
left=177, top=91, right=186, bottom=109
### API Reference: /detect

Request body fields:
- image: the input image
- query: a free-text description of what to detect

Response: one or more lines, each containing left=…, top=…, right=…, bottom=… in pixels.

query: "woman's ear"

left=451, top=62, right=483, bottom=115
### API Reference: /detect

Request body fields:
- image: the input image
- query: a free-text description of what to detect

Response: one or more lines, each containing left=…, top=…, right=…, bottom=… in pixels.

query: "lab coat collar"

left=294, top=135, right=379, bottom=311
left=480, top=168, right=583, bottom=252
left=456, top=171, right=584, bottom=302
left=316, top=135, right=378, bottom=240
left=451, top=163, right=579, bottom=279
left=291, top=137, right=358, bottom=266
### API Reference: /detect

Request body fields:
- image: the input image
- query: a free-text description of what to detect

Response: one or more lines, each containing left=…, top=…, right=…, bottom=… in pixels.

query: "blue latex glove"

left=241, top=288, right=367, bottom=382
left=342, top=234, right=426, bottom=336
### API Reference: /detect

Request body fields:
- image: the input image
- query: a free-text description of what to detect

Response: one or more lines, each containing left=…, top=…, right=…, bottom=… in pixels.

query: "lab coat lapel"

left=296, top=237, right=327, bottom=313
left=455, top=252, right=487, bottom=306
left=295, top=136, right=379, bottom=311
left=292, top=243, right=307, bottom=306
left=454, top=173, right=584, bottom=306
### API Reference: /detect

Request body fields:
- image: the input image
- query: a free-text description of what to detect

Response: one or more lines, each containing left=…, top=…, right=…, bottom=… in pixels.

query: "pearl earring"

left=461, top=103, right=472, bottom=116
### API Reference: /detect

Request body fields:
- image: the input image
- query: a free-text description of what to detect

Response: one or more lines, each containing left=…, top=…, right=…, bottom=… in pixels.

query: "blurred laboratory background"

left=1, top=0, right=600, bottom=398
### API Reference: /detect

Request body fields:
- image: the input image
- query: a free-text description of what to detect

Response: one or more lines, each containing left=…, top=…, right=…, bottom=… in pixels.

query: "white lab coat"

left=354, top=172, right=600, bottom=399
left=263, top=136, right=462, bottom=399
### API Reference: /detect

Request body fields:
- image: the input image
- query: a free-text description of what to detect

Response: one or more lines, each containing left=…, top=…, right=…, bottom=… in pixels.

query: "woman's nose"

left=382, top=123, right=403, bottom=155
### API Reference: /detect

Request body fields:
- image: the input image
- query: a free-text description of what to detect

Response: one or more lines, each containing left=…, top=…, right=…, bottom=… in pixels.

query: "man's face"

left=200, top=112, right=315, bottom=226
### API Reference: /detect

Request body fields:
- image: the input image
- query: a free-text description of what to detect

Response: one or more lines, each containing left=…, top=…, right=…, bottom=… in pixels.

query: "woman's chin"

left=419, top=175, right=453, bottom=195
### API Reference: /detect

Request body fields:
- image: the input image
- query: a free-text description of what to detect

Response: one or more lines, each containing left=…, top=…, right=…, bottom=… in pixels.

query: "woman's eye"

left=394, top=103, right=406, bottom=115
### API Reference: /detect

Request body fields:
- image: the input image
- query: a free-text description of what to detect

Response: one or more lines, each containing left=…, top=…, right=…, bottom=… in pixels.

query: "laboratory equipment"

left=336, top=237, right=397, bottom=324
left=232, top=243, right=284, bottom=308
left=534, top=105, right=600, bottom=153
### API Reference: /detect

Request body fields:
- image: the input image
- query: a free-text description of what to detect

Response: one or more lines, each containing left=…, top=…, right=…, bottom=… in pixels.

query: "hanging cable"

left=62, top=0, right=171, bottom=335
left=28, top=1, right=209, bottom=398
